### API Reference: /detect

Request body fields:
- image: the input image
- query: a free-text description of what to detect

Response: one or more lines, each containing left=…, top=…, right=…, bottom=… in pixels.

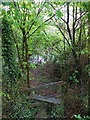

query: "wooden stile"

left=25, top=81, right=64, bottom=92
left=28, top=94, right=61, bottom=104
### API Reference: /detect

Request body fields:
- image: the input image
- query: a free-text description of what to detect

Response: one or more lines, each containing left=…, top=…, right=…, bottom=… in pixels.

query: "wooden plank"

left=25, top=81, right=64, bottom=92
left=29, top=94, right=61, bottom=104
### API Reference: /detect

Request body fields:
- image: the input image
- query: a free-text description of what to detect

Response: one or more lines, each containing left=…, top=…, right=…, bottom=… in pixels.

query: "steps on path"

left=29, top=94, right=61, bottom=104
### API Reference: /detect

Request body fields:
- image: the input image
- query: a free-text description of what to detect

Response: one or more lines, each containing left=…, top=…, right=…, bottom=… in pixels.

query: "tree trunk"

left=25, top=40, right=30, bottom=88
left=88, top=11, right=90, bottom=116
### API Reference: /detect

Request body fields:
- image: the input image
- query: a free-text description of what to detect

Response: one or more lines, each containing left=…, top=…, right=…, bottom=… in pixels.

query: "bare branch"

left=75, top=11, right=88, bottom=29
left=66, top=3, right=72, bottom=40
left=37, top=1, right=46, bottom=16
left=76, top=11, right=88, bottom=22
left=67, top=2, right=69, bottom=24
left=60, top=17, right=67, bottom=24
left=76, top=20, right=88, bottom=31
left=54, top=46, right=62, bottom=53
left=75, top=6, right=77, bottom=22
left=72, top=4, right=75, bottom=45
left=56, top=25, right=71, bottom=47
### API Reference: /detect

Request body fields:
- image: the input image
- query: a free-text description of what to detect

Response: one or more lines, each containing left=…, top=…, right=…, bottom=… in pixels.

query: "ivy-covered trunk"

left=88, top=11, right=90, bottom=116
left=2, top=16, right=18, bottom=95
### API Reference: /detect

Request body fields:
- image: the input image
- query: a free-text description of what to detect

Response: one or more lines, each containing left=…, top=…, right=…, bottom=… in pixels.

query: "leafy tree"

left=82, top=2, right=90, bottom=115
left=1, top=1, right=90, bottom=118
left=3, top=1, right=56, bottom=87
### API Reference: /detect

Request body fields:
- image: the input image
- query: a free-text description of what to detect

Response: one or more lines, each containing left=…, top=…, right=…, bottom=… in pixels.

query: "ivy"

left=2, top=15, right=18, bottom=86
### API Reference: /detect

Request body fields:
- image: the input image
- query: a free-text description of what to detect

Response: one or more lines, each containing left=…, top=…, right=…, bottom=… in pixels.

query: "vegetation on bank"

left=1, top=1, right=90, bottom=119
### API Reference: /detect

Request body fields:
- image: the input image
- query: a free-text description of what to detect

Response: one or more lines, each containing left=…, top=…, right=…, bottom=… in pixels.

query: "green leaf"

left=56, top=9, right=63, bottom=18
left=2, top=2, right=11, bottom=6
left=74, top=114, right=82, bottom=119
left=86, top=116, right=90, bottom=119
left=23, top=62, right=27, bottom=65
left=74, top=70, right=78, bottom=73
left=74, top=79, right=79, bottom=83
left=49, top=12, right=53, bottom=17
left=70, top=76, right=73, bottom=80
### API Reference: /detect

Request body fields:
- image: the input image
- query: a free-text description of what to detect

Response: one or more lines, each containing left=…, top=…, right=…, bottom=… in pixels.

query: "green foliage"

left=74, top=114, right=90, bottom=120
left=69, top=70, right=79, bottom=83
left=77, top=48, right=89, bottom=55
left=82, top=2, right=90, bottom=11
left=56, top=9, right=63, bottom=18
left=46, top=102, right=64, bottom=118
left=29, top=62, right=36, bottom=69
left=10, top=99, right=38, bottom=118
left=84, top=64, right=90, bottom=77
left=2, top=2, right=11, bottom=6
left=1, top=1, right=90, bottom=118
left=2, top=16, right=18, bottom=84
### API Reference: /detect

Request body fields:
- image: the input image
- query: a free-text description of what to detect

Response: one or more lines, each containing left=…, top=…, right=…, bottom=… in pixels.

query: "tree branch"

left=75, top=20, right=88, bottom=31
left=26, top=14, right=55, bottom=39
left=26, top=1, right=46, bottom=36
left=76, top=11, right=88, bottom=22
left=56, top=25, right=71, bottom=47
left=66, top=3, right=72, bottom=40
left=72, top=4, right=75, bottom=45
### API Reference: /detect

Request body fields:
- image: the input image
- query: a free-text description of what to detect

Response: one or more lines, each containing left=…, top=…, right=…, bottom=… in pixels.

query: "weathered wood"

left=28, top=94, right=61, bottom=104
left=25, top=81, right=64, bottom=92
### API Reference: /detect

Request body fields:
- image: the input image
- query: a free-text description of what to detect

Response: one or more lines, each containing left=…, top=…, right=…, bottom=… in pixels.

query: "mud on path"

left=29, top=66, right=62, bottom=98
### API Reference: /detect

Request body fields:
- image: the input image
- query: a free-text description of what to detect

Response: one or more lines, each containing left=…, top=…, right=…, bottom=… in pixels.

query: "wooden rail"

left=25, top=81, right=64, bottom=92
left=28, top=94, right=61, bottom=104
